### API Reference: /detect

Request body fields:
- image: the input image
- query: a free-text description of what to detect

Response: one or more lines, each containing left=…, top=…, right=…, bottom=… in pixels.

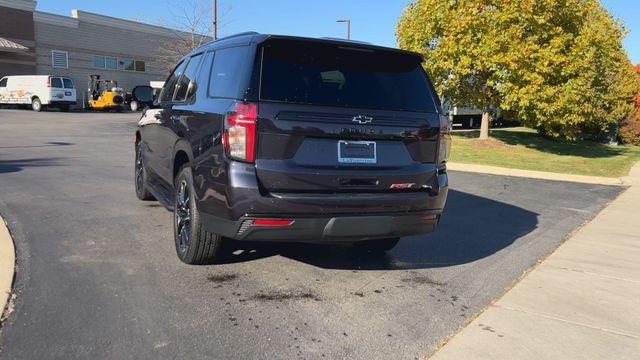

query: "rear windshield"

left=259, top=40, right=436, bottom=112
left=63, top=78, right=74, bottom=89
left=50, top=77, right=62, bottom=88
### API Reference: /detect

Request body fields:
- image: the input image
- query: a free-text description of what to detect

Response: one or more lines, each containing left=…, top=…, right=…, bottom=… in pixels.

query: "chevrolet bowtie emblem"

left=352, top=115, right=373, bottom=124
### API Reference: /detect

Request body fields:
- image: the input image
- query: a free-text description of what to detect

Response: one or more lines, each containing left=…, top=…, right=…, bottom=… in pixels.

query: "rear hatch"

left=254, top=39, right=442, bottom=193
left=49, top=77, right=76, bottom=102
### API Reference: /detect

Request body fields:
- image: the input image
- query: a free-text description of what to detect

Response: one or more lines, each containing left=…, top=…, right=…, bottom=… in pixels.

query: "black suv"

left=134, top=33, right=450, bottom=264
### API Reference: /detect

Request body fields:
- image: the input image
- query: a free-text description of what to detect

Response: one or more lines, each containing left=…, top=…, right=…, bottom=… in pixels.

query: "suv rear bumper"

left=201, top=211, right=440, bottom=243
left=195, top=161, right=448, bottom=243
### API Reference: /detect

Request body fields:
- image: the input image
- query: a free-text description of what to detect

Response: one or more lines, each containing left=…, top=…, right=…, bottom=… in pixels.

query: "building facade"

left=1, top=0, right=202, bottom=102
left=0, top=0, right=37, bottom=76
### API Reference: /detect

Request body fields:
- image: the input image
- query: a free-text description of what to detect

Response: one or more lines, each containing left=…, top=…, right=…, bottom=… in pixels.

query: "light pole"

left=336, top=19, right=350, bottom=40
left=213, top=0, right=217, bottom=40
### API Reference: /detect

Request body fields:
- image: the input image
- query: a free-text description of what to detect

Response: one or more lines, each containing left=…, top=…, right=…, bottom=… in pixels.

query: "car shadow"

left=0, top=157, right=62, bottom=174
left=211, top=189, right=539, bottom=270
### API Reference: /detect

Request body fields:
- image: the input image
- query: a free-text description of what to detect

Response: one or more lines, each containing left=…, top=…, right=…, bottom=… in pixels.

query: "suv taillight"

left=46, top=78, right=51, bottom=88
left=223, top=102, right=257, bottom=162
left=437, top=114, right=452, bottom=164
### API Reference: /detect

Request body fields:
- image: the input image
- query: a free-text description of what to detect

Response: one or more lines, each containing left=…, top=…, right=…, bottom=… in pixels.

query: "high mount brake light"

left=223, top=102, right=257, bottom=162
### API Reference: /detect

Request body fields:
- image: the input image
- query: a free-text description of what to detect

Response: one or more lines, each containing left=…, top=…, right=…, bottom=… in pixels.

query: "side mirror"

left=132, top=85, right=156, bottom=108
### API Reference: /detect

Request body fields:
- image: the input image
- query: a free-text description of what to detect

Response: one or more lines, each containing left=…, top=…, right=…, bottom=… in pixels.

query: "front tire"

left=174, top=167, right=223, bottom=264
left=31, top=97, right=43, bottom=112
left=353, top=238, right=400, bottom=253
left=130, top=100, right=139, bottom=112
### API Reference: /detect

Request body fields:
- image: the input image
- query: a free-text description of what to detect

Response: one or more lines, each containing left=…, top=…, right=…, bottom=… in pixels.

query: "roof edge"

left=0, top=0, right=36, bottom=12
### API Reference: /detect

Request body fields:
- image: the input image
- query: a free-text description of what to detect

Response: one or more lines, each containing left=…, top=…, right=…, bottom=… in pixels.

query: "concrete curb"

left=447, top=162, right=631, bottom=186
left=0, top=215, right=15, bottom=318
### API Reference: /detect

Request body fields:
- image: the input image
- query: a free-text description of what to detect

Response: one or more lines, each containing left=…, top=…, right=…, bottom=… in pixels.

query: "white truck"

left=0, top=75, right=77, bottom=112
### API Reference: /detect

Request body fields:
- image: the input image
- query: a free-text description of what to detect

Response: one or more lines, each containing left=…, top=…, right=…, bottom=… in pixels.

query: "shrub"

left=618, top=64, right=640, bottom=145
left=618, top=116, right=640, bottom=145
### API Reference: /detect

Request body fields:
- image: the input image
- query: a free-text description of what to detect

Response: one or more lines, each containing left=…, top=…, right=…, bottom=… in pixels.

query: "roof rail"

left=204, top=31, right=259, bottom=46
left=320, top=37, right=372, bottom=45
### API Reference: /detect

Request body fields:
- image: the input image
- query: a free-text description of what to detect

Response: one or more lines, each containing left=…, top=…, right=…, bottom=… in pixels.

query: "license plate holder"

left=338, top=140, right=377, bottom=164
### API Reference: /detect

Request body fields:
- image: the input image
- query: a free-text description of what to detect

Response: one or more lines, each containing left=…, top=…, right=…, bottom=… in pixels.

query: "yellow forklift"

left=86, top=74, right=124, bottom=111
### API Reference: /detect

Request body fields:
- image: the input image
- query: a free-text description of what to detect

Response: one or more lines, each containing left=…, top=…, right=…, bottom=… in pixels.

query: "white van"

left=0, top=75, right=77, bottom=112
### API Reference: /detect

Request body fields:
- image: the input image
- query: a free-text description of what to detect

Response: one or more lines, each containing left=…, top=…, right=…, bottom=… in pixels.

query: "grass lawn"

left=449, top=127, right=640, bottom=178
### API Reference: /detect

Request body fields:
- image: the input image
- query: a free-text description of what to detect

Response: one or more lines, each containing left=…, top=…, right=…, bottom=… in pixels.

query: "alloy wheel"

left=175, top=180, right=191, bottom=253
left=135, top=146, right=144, bottom=194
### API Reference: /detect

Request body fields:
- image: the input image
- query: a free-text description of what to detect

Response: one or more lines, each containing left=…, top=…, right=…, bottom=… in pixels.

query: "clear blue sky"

left=36, top=0, right=640, bottom=64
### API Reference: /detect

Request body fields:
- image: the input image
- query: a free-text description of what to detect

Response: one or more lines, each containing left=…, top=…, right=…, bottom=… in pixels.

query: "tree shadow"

left=210, top=189, right=539, bottom=270
left=454, top=129, right=628, bottom=158
left=0, top=158, right=62, bottom=174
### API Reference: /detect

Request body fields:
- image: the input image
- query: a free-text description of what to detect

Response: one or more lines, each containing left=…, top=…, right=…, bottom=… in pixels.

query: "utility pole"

left=213, top=0, right=217, bottom=40
left=337, top=19, right=350, bottom=40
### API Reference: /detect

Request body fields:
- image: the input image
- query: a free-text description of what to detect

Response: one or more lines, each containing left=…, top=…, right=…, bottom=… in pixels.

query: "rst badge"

left=390, top=183, right=416, bottom=189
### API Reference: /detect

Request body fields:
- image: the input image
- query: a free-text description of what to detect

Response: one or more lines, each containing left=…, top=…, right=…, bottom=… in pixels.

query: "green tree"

left=397, top=0, right=639, bottom=140
left=397, top=0, right=508, bottom=139
left=499, top=0, right=638, bottom=139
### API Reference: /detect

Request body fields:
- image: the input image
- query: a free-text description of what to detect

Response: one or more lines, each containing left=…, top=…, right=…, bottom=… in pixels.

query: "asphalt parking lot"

left=0, top=109, right=624, bottom=360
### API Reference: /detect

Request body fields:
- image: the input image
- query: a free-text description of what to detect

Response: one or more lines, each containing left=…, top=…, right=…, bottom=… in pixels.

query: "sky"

left=36, top=0, right=640, bottom=64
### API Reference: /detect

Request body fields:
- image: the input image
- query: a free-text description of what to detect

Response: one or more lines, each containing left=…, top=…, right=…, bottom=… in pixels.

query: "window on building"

left=105, top=57, right=117, bottom=70
left=93, top=55, right=117, bottom=70
left=122, top=59, right=135, bottom=71
left=52, top=50, right=68, bottom=69
left=93, top=55, right=105, bottom=68
left=134, top=60, right=146, bottom=72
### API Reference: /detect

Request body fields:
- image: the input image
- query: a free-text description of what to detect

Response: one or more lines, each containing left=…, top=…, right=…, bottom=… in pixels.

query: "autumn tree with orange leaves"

left=618, top=64, right=640, bottom=145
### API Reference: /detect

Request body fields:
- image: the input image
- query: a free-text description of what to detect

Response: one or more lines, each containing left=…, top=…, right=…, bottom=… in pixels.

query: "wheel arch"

left=172, top=141, right=193, bottom=180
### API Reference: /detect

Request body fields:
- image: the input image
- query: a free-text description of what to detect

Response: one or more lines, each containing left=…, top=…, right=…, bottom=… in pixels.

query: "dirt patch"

left=207, top=273, right=238, bottom=283
left=251, top=289, right=321, bottom=302
left=470, top=138, right=508, bottom=149
left=401, top=275, right=445, bottom=286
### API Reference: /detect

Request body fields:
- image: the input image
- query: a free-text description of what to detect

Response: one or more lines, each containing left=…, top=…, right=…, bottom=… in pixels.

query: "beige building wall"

left=0, top=0, right=37, bottom=78
left=33, top=10, right=192, bottom=98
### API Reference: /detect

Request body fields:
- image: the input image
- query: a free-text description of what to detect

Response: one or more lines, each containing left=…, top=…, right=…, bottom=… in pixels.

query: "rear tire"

left=31, top=97, right=42, bottom=112
left=353, top=238, right=400, bottom=253
left=174, top=166, right=223, bottom=264
left=134, top=143, right=154, bottom=201
left=130, top=100, right=139, bottom=112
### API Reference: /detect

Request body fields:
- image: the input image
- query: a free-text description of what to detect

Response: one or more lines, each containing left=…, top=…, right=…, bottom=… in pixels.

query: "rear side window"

left=50, top=77, right=62, bottom=88
left=260, top=40, right=436, bottom=112
left=209, top=46, right=250, bottom=98
left=63, top=78, right=74, bottom=89
left=175, top=53, right=204, bottom=102
left=160, top=61, right=187, bottom=102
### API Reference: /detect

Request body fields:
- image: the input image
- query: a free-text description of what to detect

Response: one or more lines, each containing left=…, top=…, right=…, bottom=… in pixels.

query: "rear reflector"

left=420, top=214, right=438, bottom=222
left=252, top=219, right=294, bottom=226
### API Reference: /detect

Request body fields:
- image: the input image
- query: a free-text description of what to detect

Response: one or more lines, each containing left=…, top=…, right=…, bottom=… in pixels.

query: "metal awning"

left=0, top=37, right=28, bottom=53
